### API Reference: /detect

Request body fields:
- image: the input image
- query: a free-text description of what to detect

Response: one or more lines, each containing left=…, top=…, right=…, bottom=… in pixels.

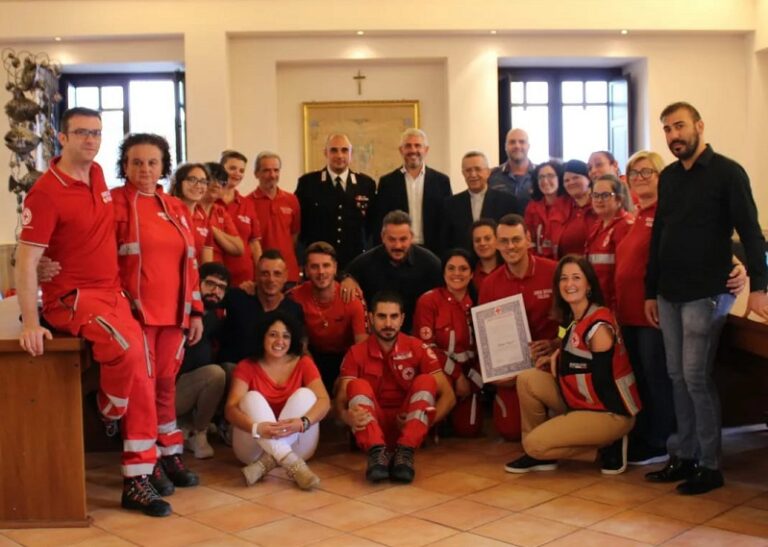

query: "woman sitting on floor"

left=225, top=310, right=330, bottom=489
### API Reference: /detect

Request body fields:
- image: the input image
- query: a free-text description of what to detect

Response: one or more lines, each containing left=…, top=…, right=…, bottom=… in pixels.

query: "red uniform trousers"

left=493, top=385, right=522, bottom=441
left=143, top=325, right=186, bottom=457
left=43, top=289, right=158, bottom=476
left=447, top=366, right=485, bottom=438
left=347, top=374, right=437, bottom=450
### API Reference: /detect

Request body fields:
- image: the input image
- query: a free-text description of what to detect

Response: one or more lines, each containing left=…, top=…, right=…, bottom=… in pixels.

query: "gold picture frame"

left=302, top=100, right=420, bottom=182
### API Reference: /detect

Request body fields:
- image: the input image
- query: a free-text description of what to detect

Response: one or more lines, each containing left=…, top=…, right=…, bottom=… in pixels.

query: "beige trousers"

left=517, top=368, right=635, bottom=462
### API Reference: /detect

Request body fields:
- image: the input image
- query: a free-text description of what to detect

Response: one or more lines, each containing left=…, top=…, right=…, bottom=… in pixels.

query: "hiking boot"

left=600, top=436, right=629, bottom=475
left=242, top=453, right=278, bottom=486
left=121, top=475, right=172, bottom=517
left=390, top=445, right=415, bottom=483
left=645, top=456, right=698, bottom=483
left=677, top=467, right=724, bottom=495
left=279, top=452, right=320, bottom=490
left=160, top=454, right=199, bottom=487
left=504, top=454, right=558, bottom=473
left=365, top=445, right=391, bottom=483
left=149, top=461, right=174, bottom=496
left=185, top=430, right=214, bottom=459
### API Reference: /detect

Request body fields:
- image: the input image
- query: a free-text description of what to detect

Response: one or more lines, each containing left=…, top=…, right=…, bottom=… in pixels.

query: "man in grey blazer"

left=374, top=129, right=452, bottom=255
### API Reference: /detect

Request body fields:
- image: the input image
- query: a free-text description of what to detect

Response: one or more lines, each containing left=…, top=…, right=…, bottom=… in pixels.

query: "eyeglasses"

left=202, top=278, right=227, bottom=292
left=627, top=168, right=657, bottom=180
left=538, top=173, right=558, bottom=181
left=592, top=191, right=617, bottom=201
left=185, top=176, right=209, bottom=186
left=68, top=128, right=102, bottom=138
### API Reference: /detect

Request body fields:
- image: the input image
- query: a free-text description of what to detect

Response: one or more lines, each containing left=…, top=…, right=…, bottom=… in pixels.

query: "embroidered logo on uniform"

left=392, top=352, right=413, bottom=361
left=101, top=191, right=112, bottom=203
left=21, top=207, right=32, bottom=226
left=645, top=217, right=654, bottom=228
left=419, top=326, right=432, bottom=340
left=197, top=227, right=209, bottom=237
left=402, top=366, right=415, bottom=380
left=238, top=215, right=251, bottom=225
left=280, top=206, right=293, bottom=215
left=534, top=288, right=553, bottom=299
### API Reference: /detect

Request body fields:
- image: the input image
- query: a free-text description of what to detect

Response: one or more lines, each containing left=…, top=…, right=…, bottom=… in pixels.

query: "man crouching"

left=335, top=290, right=455, bottom=483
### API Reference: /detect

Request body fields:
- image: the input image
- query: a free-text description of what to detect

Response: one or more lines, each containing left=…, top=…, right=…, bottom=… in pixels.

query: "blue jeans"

left=622, top=326, right=675, bottom=450
left=657, top=293, right=734, bottom=470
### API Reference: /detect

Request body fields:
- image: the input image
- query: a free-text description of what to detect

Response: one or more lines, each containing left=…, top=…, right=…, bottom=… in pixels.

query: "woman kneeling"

left=505, top=255, right=642, bottom=475
left=225, top=311, right=330, bottom=489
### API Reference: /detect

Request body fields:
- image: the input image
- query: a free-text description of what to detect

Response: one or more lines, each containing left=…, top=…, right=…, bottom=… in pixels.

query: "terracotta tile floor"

left=3, top=424, right=768, bottom=546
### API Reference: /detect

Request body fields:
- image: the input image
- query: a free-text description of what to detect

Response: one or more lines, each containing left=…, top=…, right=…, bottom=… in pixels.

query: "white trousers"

left=232, top=387, right=319, bottom=464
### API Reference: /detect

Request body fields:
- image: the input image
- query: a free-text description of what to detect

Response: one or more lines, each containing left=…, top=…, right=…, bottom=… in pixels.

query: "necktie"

left=334, top=176, right=345, bottom=197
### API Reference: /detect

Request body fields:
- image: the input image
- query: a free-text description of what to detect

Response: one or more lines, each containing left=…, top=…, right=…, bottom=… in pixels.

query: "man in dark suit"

left=374, top=129, right=451, bottom=255
left=441, top=151, right=520, bottom=253
left=295, top=134, right=376, bottom=268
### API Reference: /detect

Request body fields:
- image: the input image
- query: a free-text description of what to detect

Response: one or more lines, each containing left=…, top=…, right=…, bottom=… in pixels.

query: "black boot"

left=390, top=445, right=415, bottom=483
left=161, top=454, right=199, bottom=487
left=149, top=461, right=175, bottom=496
left=676, top=467, right=724, bottom=495
left=122, top=475, right=172, bottom=517
left=365, top=445, right=391, bottom=483
left=645, top=456, right=698, bottom=483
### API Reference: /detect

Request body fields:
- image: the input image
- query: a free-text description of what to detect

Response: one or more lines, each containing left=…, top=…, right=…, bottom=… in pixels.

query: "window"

left=499, top=68, right=631, bottom=169
left=60, top=72, right=186, bottom=188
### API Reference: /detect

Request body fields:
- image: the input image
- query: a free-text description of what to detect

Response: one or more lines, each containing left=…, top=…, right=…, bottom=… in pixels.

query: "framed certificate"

left=472, top=294, right=533, bottom=382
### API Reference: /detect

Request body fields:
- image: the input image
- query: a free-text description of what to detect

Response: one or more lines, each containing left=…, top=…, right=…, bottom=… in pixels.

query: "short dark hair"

left=441, top=247, right=474, bottom=274
left=220, top=149, right=248, bottom=165
left=470, top=218, right=502, bottom=266
left=199, top=262, right=231, bottom=285
left=531, top=160, right=565, bottom=201
left=260, top=248, right=285, bottom=262
left=498, top=213, right=526, bottom=229
left=382, top=209, right=412, bottom=228
left=59, top=107, right=100, bottom=133
left=305, top=241, right=337, bottom=262
left=660, top=101, right=701, bottom=123
left=370, top=290, right=405, bottom=315
left=251, top=310, right=304, bottom=360
left=205, top=161, right=228, bottom=183
left=117, top=133, right=172, bottom=179
left=552, top=254, right=605, bottom=324
left=170, top=163, right=210, bottom=198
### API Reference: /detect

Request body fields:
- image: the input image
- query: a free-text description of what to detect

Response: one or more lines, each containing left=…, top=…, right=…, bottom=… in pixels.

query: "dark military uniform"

left=295, top=168, right=376, bottom=267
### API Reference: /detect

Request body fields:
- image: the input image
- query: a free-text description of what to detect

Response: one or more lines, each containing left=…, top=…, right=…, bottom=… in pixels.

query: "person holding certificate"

left=505, top=255, right=642, bottom=475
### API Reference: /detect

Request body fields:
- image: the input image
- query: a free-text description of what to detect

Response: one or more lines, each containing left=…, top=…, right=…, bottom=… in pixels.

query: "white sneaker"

left=185, top=430, right=214, bottom=459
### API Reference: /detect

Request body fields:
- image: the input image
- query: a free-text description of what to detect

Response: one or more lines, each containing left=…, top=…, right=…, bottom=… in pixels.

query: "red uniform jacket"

left=112, top=183, right=203, bottom=328
left=615, top=203, right=656, bottom=327
left=585, top=210, right=634, bottom=310
left=524, top=195, right=571, bottom=259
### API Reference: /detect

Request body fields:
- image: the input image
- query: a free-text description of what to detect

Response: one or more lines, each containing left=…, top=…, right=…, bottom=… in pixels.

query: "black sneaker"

left=121, top=475, right=172, bottom=517
left=601, top=436, right=628, bottom=475
left=645, top=456, right=698, bottom=483
left=149, top=461, right=175, bottom=496
left=627, top=443, right=669, bottom=466
left=390, top=445, right=415, bottom=483
left=504, top=454, right=558, bottom=474
left=365, top=445, right=391, bottom=483
left=160, top=454, right=199, bottom=487
left=676, top=467, right=724, bottom=495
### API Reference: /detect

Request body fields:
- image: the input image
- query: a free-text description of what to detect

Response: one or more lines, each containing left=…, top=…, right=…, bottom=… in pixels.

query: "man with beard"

left=289, top=241, right=368, bottom=394
left=489, top=128, right=535, bottom=211
left=335, top=291, right=455, bottom=483
left=374, top=129, right=452, bottom=254
left=644, top=101, right=768, bottom=495
left=175, top=262, right=230, bottom=459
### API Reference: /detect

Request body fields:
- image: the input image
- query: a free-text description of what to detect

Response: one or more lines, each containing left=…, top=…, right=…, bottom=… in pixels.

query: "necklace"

left=311, top=288, right=335, bottom=329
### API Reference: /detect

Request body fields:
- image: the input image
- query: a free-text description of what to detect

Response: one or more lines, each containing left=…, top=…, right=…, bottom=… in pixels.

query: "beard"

left=669, top=131, right=700, bottom=161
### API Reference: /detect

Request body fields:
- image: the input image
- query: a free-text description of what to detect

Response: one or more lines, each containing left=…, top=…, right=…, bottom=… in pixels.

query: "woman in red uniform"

left=505, top=255, right=641, bottom=475
left=557, top=159, right=597, bottom=257
left=413, top=249, right=482, bottom=437
left=524, top=161, right=570, bottom=259
left=170, top=162, right=243, bottom=263
left=584, top=174, right=634, bottom=311
left=226, top=311, right=330, bottom=489
left=112, top=133, right=204, bottom=497
left=471, top=219, right=502, bottom=293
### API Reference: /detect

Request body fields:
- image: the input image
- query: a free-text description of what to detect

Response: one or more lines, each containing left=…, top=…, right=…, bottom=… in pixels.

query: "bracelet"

left=300, top=416, right=311, bottom=432
left=251, top=422, right=261, bottom=439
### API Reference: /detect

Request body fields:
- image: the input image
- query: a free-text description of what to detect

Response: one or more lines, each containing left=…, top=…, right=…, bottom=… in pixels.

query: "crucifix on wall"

left=353, top=70, right=366, bottom=95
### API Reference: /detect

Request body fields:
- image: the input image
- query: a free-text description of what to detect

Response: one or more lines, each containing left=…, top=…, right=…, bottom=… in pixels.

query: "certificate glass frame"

left=472, top=294, right=533, bottom=383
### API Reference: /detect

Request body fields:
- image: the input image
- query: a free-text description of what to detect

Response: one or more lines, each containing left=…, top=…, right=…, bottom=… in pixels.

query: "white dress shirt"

left=403, top=165, right=426, bottom=244
left=469, top=187, right=487, bottom=221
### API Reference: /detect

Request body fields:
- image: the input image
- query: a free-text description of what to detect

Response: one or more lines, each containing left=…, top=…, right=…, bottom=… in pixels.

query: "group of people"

left=14, top=100, right=768, bottom=519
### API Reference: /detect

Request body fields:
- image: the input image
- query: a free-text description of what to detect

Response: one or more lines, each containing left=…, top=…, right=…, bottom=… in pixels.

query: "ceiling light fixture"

left=490, top=30, right=497, bottom=35
left=620, top=29, right=628, bottom=35
left=356, top=30, right=365, bottom=36
left=54, top=36, right=62, bottom=41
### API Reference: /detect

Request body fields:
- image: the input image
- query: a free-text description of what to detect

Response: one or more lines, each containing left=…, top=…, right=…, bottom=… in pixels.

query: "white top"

left=403, top=165, right=426, bottom=244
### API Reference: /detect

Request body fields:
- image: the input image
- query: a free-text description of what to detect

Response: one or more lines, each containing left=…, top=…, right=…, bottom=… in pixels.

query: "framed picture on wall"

left=302, top=100, right=420, bottom=182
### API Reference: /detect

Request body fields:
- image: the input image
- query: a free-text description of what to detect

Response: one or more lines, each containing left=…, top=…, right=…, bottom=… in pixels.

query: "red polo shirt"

left=250, top=187, right=301, bottom=282
left=615, top=202, right=656, bottom=327
left=233, top=356, right=320, bottom=416
left=473, top=263, right=501, bottom=294
left=219, top=191, right=262, bottom=286
left=19, top=158, right=120, bottom=308
left=478, top=254, right=558, bottom=341
left=558, top=200, right=597, bottom=258
left=289, top=281, right=367, bottom=354
left=340, top=333, right=441, bottom=408
left=585, top=210, right=634, bottom=311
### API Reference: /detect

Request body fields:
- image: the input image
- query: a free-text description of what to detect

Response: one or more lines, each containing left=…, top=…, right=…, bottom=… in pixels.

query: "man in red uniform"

left=250, top=152, right=301, bottom=286
left=15, top=107, right=170, bottom=517
left=335, top=291, right=455, bottom=484
left=478, top=214, right=559, bottom=440
left=289, top=241, right=367, bottom=393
